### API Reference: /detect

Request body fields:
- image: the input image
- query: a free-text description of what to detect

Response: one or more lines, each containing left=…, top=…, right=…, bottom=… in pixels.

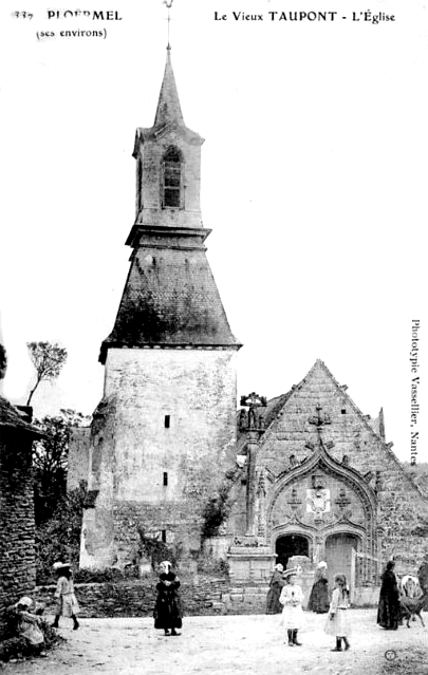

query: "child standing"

left=51, top=562, right=80, bottom=630
left=279, top=569, right=304, bottom=647
left=325, top=573, right=351, bottom=651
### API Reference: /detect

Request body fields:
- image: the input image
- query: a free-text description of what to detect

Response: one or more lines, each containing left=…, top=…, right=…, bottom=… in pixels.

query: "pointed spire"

left=153, top=47, right=184, bottom=129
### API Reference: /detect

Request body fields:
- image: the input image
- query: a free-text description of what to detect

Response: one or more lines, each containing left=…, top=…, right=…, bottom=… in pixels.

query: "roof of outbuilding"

left=0, top=395, right=43, bottom=437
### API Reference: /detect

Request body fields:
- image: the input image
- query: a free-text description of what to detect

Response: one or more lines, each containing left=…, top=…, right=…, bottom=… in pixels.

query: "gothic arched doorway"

left=276, top=534, right=309, bottom=569
left=325, top=533, right=359, bottom=586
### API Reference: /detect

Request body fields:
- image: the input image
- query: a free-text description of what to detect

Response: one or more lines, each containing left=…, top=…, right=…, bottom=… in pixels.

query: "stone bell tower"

left=80, top=47, right=241, bottom=570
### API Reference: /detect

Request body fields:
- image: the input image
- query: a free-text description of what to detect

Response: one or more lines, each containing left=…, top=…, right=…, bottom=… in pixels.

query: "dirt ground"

left=2, top=610, right=427, bottom=675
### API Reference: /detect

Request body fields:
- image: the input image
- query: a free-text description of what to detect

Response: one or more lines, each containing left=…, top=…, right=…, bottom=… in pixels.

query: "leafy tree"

left=32, top=409, right=90, bottom=525
left=26, top=341, right=67, bottom=405
left=36, top=482, right=87, bottom=584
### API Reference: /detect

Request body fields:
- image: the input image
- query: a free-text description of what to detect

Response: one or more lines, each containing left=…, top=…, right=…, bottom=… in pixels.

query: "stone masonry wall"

left=81, top=349, right=238, bottom=568
left=34, top=576, right=381, bottom=617
left=35, top=577, right=232, bottom=618
left=0, top=428, right=36, bottom=637
left=67, top=427, right=90, bottom=491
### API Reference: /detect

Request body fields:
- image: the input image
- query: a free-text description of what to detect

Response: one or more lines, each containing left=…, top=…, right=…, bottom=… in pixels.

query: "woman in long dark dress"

left=308, top=561, right=330, bottom=614
left=154, top=561, right=183, bottom=636
left=377, top=560, right=401, bottom=630
left=266, top=564, right=285, bottom=614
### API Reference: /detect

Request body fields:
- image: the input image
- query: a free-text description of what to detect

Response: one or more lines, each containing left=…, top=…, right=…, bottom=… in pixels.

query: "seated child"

left=12, top=597, right=46, bottom=655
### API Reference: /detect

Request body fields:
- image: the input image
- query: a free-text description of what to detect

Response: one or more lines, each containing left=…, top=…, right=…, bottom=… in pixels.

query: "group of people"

left=8, top=559, right=182, bottom=654
left=6, top=561, right=80, bottom=656
left=10, top=553, right=428, bottom=656
left=51, top=559, right=183, bottom=638
left=377, top=555, right=428, bottom=630
left=266, top=561, right=351, bottom=651
left=266, top=553, right=428, bottom=648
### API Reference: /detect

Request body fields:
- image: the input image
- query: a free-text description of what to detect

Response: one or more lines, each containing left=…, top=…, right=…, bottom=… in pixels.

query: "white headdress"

left=53, top=561, right=71, bottom=571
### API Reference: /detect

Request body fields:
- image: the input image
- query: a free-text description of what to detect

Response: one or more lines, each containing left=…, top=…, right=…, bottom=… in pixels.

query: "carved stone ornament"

left=287, top=487, right=302, bottom=512
left=306, top=487, right=331, bottom=515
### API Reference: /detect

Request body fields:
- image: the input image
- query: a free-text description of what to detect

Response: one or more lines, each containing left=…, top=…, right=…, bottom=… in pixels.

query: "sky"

left=0, top=0, right=427, bottom=463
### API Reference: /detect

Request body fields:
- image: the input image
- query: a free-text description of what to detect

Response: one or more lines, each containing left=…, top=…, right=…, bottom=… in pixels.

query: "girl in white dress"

left=325, top=573, right=351, bottom=651
left=279, top=570, right=304, bottom=646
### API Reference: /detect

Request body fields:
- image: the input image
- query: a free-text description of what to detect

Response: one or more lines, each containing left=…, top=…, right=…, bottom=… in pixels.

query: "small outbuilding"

left=0, top=393, right=43, bottom=637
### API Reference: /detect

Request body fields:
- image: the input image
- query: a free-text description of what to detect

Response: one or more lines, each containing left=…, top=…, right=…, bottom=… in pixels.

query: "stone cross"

left=308, top=404, right=331, bottom=439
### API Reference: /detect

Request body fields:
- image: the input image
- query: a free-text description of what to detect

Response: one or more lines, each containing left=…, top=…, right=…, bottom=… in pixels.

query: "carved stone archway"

left=263, top=444, right=378, bottom=585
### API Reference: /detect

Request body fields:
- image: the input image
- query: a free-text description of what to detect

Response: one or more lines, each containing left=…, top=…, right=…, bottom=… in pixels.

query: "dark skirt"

left=377, top=594, right=401, bottom=630
left=154, top=588, right=183, bottom=630
left=266, top=587, right=283, bottom=614
left=308, top=579, right=330, bottom=614
left=266, top=572, right=285, bottom=614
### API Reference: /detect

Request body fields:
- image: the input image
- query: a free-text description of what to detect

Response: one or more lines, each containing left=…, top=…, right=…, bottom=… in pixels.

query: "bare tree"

left=26, top=341, right=68, bottom=405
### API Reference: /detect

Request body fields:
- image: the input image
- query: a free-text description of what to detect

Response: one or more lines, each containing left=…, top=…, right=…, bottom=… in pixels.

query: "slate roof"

left=133, top=49, right=203, bottom=152
left=100, top=239, right=241, bottom=362
left=0, top=395, right=43, bottom=437
left=153, top=47, right=184, bottom=128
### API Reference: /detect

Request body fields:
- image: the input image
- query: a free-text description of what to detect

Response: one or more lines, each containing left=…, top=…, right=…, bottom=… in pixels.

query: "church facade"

left=76, top=50, right=428, bottom=596
left=224, top=360, right=428, bottom=598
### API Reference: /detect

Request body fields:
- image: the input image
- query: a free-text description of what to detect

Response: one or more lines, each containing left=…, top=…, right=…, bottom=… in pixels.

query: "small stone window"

left=341, top=409, right=347, bottom=414
left=164, top=415, right=170, bottom=428
left=163, top=472, right=168, bottom=486
left=161, top=530, right=167, bottom=543
left=162, top=146, right=182, bottom=208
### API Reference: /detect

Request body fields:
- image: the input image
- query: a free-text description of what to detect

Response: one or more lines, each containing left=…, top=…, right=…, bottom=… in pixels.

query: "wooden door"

left=325, top=533, right=358, bottom=588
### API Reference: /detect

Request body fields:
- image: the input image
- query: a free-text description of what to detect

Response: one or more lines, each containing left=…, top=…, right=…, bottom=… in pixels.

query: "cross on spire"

left=163, top=0, right=174, bottom=49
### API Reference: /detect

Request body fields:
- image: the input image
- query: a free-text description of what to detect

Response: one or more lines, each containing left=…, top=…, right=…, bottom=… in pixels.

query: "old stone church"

left=72, top=47, right=428, bottom=600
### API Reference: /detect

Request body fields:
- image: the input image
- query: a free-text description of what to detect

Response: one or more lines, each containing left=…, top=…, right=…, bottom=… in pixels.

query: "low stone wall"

left=34, top=577, right=381, bottom=618
left=35, top=577, right=231, bottom=618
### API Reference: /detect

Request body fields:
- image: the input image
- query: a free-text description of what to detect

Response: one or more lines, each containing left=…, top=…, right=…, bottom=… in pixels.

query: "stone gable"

left=226, top=360, right=428, bottom=590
